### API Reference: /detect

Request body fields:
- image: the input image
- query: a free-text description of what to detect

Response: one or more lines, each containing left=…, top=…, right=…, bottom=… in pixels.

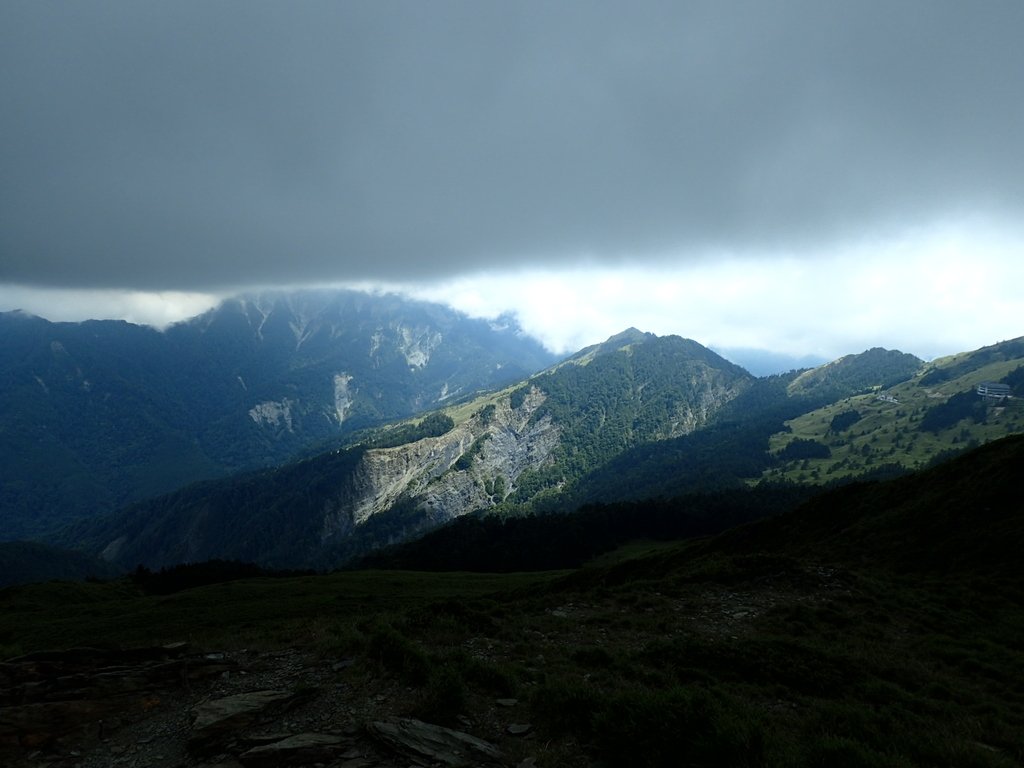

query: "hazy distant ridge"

left=0, top=289, right=557, bottom=539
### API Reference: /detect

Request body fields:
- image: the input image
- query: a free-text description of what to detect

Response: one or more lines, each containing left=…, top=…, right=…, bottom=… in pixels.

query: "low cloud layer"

left=5, top=217, right=1020, bottom=363
left=407, top=219, right=1024, bottom=360
left=3, top=1, right=1024, bottom=291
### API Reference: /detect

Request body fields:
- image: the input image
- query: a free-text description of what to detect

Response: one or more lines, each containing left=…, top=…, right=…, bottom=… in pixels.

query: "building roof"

left=977, top=381, right=1011, bottom=395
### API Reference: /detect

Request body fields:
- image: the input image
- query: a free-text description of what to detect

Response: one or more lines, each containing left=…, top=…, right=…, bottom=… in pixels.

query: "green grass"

left=2, top=538, right=1022, bottom=767
left=0, top=569, right=562, bottom=651
left=441, top=384, right=520, bottom=427
left=764, top=356, right=1024, bottom=483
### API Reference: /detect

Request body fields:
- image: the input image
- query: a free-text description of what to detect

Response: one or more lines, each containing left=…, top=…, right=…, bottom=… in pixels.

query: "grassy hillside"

left=4, top=438, right=1023, bottom=767
left=786, top=346, right=923, bottom=396
left=764, top=338, right=1024, bottom=483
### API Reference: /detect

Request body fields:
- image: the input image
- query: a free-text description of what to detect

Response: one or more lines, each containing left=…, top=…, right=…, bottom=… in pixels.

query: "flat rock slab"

left=238, top=732, right=349, bottom=767
left=0, top=698, right=127, bottom=749
left=367, top=716, right=503, bottom=767
left=0, top=644, right=238, bottom=762
left=189, top=690, right=300, bottom=754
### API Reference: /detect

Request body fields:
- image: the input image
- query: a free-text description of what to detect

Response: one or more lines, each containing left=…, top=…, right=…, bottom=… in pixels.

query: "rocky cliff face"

left=67, top=388, right=561, bottom=570
left=408, top=388, right=559, bottom=521
left=322, top=387, right=559, bottom=541
left=655, top=367, right=742, bottom=440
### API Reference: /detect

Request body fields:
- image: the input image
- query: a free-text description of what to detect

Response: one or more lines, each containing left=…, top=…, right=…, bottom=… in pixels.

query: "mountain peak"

left=559, top=328, right=657, bottom=367
left=0, top=309, right=42, bottom=323
left=787, top=347, right=923, bottom=396
left=605, top=327, right=655, bottom=346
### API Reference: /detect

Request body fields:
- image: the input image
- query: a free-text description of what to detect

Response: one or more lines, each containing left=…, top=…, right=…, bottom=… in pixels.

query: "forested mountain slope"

left=33, top=330, right=1024, bottom=575
left=0, top=290, right=557, bottom=538
left=58, top=332, right=753, bottom=569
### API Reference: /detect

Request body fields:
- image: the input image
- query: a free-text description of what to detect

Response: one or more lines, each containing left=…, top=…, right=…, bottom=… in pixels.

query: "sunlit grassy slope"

left=763, top=350, right=1024, bottom=483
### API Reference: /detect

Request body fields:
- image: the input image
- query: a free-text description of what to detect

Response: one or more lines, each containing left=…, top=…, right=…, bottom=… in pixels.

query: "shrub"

left=779, top=439, right=832, bottom=461
left=365, top=624, right=430, bottom=686
left=530, top=678, right=602, bottom=735
left=593, top=686, right=766, bottom=768
left=413, top=663, right=467, bottom=723
left=803, top=734, right=889, bottom=768
left=831, top=410, right=863, bottom=433
left=451, top=651, right=518, bottom=696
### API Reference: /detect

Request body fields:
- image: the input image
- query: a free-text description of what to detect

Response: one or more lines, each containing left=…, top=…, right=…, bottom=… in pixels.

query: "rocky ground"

left=1, top=643, right=542, bottom=768
left=5, top=555, right=1010, bottom=768
left=0, top=566, right=845, bottom=768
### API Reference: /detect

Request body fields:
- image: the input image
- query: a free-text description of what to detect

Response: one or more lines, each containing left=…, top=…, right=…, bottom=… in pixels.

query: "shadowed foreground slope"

left=1, top=437, right=1022, bottom=767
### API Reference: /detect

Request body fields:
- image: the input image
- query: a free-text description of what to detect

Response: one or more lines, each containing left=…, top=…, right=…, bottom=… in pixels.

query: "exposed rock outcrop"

left=367, top=716, right=504, bottom=767
left=330, top=387, right=560, bottom=532
left=0, top=644, right=235, bottom=756
left=238, top=731, right=350, bottom=766
left=1, top=644, right=531, bottom=768
left=189, top=689, right=306, bottom=755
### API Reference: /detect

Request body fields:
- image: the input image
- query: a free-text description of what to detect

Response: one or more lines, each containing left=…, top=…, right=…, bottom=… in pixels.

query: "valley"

left=3, top=291, right=1023, bottom=576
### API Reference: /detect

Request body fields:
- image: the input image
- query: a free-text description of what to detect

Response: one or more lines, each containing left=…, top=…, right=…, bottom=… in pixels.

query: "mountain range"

left=0, top=290, right=556, bottom=539
left=2, top=288, right=1023, bottom=577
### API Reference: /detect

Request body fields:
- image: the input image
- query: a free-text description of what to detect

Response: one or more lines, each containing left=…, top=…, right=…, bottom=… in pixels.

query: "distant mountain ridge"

left=58, top=331, right=754, bottom=569
left=164, top=289, right=557, bottom=452
left=786, top=347, right=923, bottom=396
left=8, top=292, right=1024, bottom=580
left=764, top=336, right=1024, bottom=483
left=714, top=347, right=829, bottom=377
left=48, top=333, right=1024, bottom=572
left=0, top=289, right=558, bottom=539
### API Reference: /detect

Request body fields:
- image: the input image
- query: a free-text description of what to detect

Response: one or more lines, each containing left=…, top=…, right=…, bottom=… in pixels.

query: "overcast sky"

left=2, top=1, right=1023, bottom=360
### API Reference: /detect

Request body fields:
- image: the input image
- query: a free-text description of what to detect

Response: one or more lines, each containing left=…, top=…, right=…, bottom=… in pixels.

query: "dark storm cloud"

left=2, top=1, right=1023, bottom=290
